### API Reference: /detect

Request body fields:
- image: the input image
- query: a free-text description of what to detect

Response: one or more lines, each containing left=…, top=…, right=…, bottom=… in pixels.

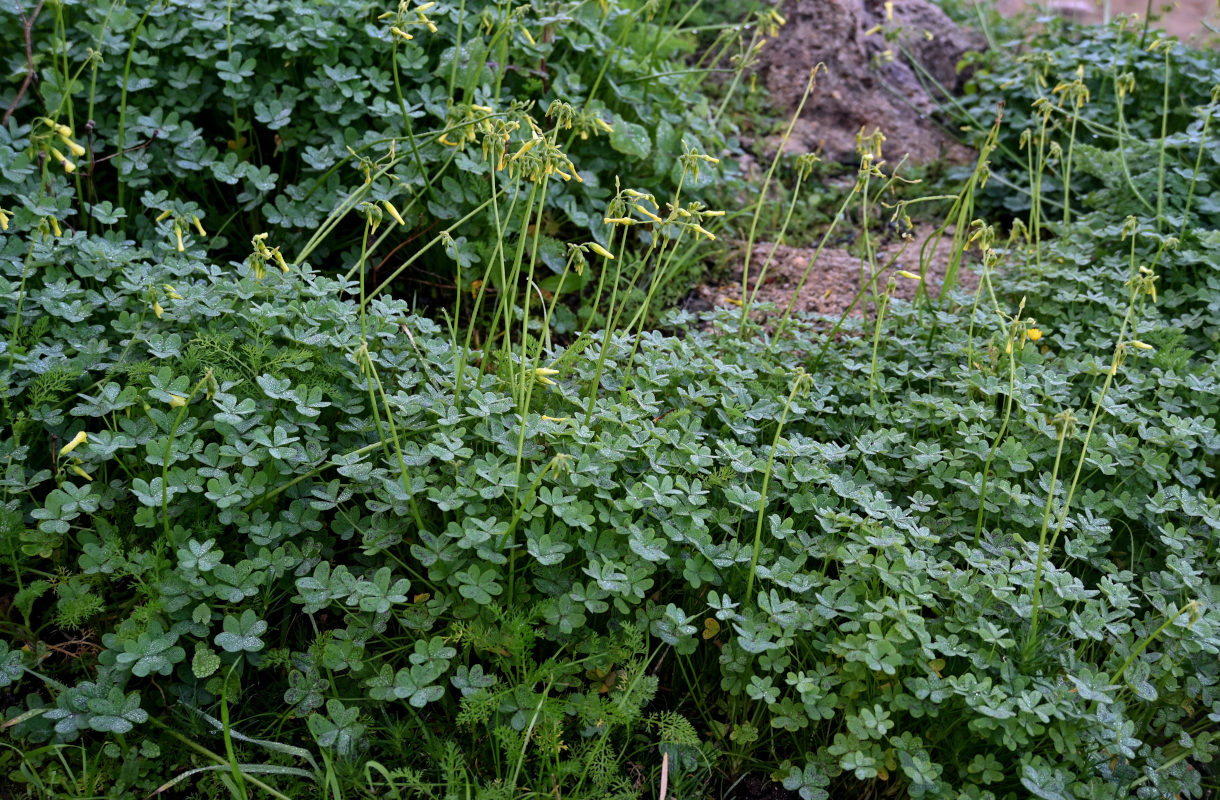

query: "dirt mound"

left=757, top=0, right=984, bottom=164
left=690, top=224, right=979, bottom=321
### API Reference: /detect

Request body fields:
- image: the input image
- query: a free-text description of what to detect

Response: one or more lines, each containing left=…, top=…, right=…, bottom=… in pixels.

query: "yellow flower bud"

left=169, top=394, right=188, bottom=407
left=633, top=205, right=663, bottom=223
left=274, top=249, right=289, bottom=273
left=50, top=147, right=75, bottom=173
left=59, top=431, right=88, bottom=456
left=61, top=136, right=86, bottom=158
left=156, top=209, right=174, bottom=222
left=70, top=465, right=94, bottom=482
left=533, top=367, right=560, bottom=386
left=48, top=216, right=62, bottom=237
left=175, top=225, right=185, bottom=252
left=586, top=242, right=614, bottom=260
left=511, top=137, right=540, bottom=160
left=1130, top=340, right=1153, bottom=350
left=0, top=209, right=9, bottom=231
left=897, top=270, right=921, bottom=280
left=163, top=284, right=183, bottom=300
left=391, top=26, right=413, bottom=41
left=153, top=301, right=164, bottom=319
left=382, top=199, right=406, bottom=226
left=192, top=215, right=206, bottom=236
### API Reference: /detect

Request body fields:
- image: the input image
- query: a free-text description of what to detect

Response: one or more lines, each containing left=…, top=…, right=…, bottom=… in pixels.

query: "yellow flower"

left=48, top=216, right=62, bottom=237
left=390, top=26, right=413, bottom=41
left=192, top=215, right=207, bottom=237
left=61, top=136, right=86, bottom=158
left=59, top=431, right=88, bottom=456
left=633, top=205, right=663, bottom=223
left=510, top=137, right=540, bottom=160
left=153, top=301, right=164, bottom=319
left=1026, top=328, right=1043, bottom=342
left=156, top=209, right=174, bottom=222
left=586, top=242, right=614, bottom=260
left=168, top=394, right=188, bottom=407
left=0, top=208, right=10, bottom=231
left=382, top=199, right=407, bottom=226
left=51, top=146, right=75, bottom=173
left=174, top=225, right=185, bottom=252
left=69, top=465, right=94, bottom=482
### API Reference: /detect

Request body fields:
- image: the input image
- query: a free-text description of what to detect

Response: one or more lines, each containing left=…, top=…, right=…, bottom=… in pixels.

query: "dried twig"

left=2, top=0, right=47, bottom=127
left=87, top=130, right=159, bottom=168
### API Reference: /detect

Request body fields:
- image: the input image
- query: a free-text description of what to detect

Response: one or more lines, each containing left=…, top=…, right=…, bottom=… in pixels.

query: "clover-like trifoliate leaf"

left=192, top=644, right=222, bottom=679
left=214, top=609, right=267, bottom=653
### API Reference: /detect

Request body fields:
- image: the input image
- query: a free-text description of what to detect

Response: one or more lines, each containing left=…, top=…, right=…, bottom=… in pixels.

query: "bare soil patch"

left=755, top=0, right=984, bottom=165
left=690, top=224, right=979, bottom=321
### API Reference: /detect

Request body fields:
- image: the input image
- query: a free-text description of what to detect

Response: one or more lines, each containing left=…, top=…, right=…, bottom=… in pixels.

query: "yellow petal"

left=382, top=200, right=406, bottom=226
left=62, top=137, right=86, bottom=158
left=587, top=242, right=614, bottom=259
left=59, top=431, right=88, bottom=456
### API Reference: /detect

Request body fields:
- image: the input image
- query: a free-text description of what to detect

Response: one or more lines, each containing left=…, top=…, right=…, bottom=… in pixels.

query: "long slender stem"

left=739, top=67, right=821, bottom=335
left=745, top=376, right=803, bottom=604
left=1026, top=421, right=1068, bottom=654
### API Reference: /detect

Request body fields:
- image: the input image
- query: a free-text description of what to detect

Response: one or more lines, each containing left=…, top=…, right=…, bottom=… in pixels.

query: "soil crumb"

left=691, top=223, right=979, bottom=321
left=755, top=0, right=985, bottom=164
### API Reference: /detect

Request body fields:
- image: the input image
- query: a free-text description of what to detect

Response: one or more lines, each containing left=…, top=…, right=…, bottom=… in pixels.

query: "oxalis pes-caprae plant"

left=3, top=3, right=1220, bottom=800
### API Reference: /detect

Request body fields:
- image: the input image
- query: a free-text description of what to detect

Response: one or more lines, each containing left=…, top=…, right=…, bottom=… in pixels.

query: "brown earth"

left=755, top=0, right=985, bottom=165
left=996, top=0, right=1219, bottom=40
left=691, top=223, right=979, bottom=322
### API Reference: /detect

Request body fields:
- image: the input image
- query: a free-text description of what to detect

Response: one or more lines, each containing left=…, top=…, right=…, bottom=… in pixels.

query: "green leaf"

left=192, top=644, right=222, bottom=679
left=609, top=117, right=651, bottom=160
left=214, top=610, right=268, bottom=653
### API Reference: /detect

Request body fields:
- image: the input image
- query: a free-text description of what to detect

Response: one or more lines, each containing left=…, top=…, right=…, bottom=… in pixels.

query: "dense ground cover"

left=1, top=1, right=1219, bottom=799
